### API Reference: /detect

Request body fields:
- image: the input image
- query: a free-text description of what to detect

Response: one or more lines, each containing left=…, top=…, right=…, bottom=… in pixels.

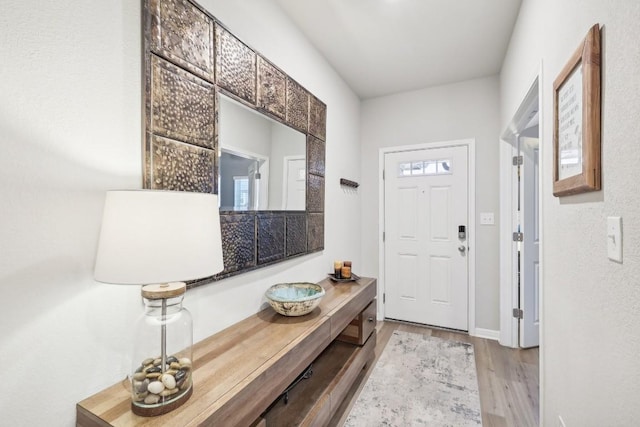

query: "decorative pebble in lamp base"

left=131, top=355, right=193, bottom=416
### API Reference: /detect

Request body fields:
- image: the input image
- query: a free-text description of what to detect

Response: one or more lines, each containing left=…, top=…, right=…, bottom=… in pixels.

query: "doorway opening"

left=219, top=147, right=269, bottom=211
left=500, top=74, right=542, bottom=349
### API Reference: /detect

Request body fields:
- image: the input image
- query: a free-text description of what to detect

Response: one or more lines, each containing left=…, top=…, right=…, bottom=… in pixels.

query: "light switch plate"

left=480, top=212, right=495, bottom=225
left=607, top=216, right=622, bottom=262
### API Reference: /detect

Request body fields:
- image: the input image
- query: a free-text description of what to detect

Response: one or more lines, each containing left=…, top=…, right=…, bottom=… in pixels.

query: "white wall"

left=219, top=95, right=273, bottom=158
left=360, top=76, right=501, bottom=331
left=0, top=0, right=361, bottom=425
left=501, top=0, right=640, bottom=425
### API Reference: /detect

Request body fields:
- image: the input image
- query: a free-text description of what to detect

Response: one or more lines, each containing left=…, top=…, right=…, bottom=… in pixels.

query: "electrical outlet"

left=558, top=415, right=567, bottom=427
left=480, top=212, right=494, bottom=225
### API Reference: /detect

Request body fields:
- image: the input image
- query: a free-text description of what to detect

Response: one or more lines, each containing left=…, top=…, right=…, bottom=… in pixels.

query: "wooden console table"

left=77, top=277, right=377, bottom=427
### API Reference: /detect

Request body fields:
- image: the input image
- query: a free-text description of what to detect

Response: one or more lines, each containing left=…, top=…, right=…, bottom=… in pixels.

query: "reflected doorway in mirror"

left=283, top=156, right=306, bottom=210
left=218, top=94, right=306, bottom=211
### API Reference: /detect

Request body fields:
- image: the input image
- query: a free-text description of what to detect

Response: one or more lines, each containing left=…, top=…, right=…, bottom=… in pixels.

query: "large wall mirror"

left=142, top=0, right=326, bottom=285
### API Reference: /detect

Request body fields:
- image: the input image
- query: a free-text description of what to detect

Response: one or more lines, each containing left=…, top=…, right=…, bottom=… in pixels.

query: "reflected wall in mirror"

left=218, top=95, right=306, bottom=211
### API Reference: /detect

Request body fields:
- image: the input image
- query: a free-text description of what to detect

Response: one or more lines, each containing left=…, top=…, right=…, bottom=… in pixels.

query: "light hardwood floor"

left=332, top=321, right=539, bottom=427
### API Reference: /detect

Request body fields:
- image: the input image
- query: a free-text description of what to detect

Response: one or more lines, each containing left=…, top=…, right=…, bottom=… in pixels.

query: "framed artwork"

left=553, top=24, right=601, bottom=197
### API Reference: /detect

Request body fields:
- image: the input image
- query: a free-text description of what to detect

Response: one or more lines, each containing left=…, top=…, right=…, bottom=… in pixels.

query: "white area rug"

left=345, top=331, right=482, bottom=426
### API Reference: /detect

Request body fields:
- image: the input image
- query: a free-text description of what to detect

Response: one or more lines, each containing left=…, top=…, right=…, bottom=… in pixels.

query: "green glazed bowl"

left=265, top=282, right=325, bottom=316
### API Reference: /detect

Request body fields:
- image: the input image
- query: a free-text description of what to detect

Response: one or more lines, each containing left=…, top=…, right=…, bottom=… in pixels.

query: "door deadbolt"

left=458, top=225, right=466, bottom=240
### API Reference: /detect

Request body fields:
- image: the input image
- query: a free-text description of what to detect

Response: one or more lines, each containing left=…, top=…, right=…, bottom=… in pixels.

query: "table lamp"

left=94, top=190, right=224, bottom=416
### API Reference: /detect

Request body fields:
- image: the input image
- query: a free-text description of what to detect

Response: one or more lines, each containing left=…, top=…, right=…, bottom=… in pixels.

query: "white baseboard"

left=473, top=328, right=500, bottom=341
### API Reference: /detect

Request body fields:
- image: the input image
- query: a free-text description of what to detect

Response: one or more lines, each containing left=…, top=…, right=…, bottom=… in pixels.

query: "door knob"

left=458, top=245, right=466, bottom=253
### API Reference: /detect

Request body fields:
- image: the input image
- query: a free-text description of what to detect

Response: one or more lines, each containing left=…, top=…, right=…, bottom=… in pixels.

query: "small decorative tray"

left=327, top=273, right=360, bottom=282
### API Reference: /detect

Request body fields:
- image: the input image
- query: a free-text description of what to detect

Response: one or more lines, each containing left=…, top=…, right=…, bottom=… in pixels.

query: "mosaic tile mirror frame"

left=142, top=0, right=326, bottom=285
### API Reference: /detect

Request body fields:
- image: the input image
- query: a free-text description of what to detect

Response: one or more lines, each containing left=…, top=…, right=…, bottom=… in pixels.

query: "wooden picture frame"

left=553, top=24, right=601, bottom=197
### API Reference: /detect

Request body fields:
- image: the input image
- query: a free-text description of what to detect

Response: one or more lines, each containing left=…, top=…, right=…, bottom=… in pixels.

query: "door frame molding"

left=499, top=63, right=544, bottom=348
left=378, top=138, right=477, bottom=335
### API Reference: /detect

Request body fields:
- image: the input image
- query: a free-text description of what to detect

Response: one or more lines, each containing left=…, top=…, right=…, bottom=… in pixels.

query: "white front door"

left=384, top=145, right=469, bottom=330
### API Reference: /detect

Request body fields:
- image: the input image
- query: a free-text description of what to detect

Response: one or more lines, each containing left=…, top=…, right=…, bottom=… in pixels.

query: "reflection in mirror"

left=218, top=94, right=306, bottom=211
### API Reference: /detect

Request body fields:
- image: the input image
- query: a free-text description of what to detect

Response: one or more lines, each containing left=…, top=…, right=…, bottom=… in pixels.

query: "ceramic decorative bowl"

left=265, top=282, right=325, bottom=316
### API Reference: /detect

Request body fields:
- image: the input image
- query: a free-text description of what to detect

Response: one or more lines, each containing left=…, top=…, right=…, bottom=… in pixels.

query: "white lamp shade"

left=94, top=190, right=224, bottom=284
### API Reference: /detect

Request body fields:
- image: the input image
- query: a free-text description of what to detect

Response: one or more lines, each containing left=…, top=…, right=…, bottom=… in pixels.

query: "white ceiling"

left=275, top=0, right=522, bottom=99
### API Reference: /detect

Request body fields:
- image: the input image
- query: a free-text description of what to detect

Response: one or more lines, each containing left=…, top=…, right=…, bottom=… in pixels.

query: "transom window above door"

left=398, top=159, right=452, bottom=177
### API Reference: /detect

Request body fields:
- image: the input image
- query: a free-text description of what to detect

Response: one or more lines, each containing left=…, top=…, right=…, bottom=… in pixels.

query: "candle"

left=334, top=261, right=343, bottom=279
left=341, top=261, right=352, bottom=279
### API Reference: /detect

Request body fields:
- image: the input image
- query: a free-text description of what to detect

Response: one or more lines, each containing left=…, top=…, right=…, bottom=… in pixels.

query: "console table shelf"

left=77, top=277, right=377, bottom=427
left=264, top=331, right=375, bottom=426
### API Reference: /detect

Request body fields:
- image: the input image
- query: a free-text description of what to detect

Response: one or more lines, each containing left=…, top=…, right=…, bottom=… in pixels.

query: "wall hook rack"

left=340, top=178, right=359, bottom=188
